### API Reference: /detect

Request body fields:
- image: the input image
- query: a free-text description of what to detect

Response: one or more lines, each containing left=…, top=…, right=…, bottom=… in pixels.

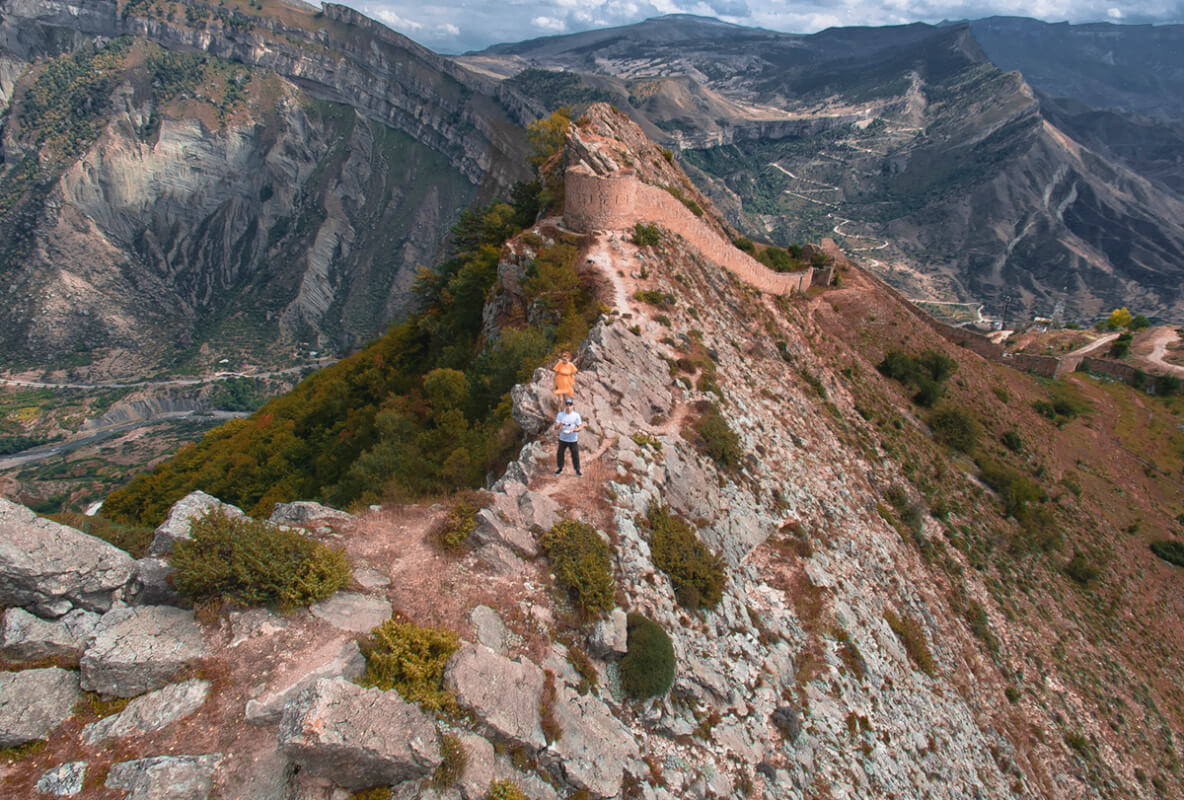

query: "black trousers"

left=557, top=441, right=580, bottom=473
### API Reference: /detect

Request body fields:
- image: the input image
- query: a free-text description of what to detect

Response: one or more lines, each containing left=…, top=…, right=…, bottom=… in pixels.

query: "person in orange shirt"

left=552, top=351, right=578, bottom=408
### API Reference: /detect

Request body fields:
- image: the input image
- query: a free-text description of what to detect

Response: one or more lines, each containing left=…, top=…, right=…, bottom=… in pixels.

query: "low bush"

left=1150, top=540, right=1184, bottom=567
left=1065, top=551, right=1100, bottom=585
left=540, top=520, right=615, bottom=615
left=929, top=406, right=978, bottom=453
left=358, top=620, right=459, bottom=712
left=693, top=404, right=743, bottom=472
left=633, top=289, right=675, bottom=309
left=438, top=493, right=482, bottom=551
left=884, top=608, right=936, bottom=677
left=878, top=349, right=958, bottom=408
left=632, top=223, right=660, bottom=247
left=171, top=509, right=351, bottom=609
left=977, top=458, right=1045, bottom=520
left=487, top=780, right=531, bottom=800
left=620, top=613, right=675, bottom=699
left=431, top=734, right=467, bottom=790
left=647, top=505, right=726, bottom=609
left=1000, top=430, right=1023, bottom=453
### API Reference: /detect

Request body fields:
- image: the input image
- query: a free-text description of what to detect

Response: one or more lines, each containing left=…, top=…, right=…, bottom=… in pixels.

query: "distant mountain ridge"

left=462, top=15, right=1184, bottom=323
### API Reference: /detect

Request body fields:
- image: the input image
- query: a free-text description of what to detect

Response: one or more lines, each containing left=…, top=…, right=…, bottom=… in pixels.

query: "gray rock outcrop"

left=588, top=608, right=628, bottom=657
left=245, top=639, right=365, bottom=725
left=544, top=684, right=640, bottom=797
left=80, top=606, right=209, bottom=697
left=309, top=592, right=391, bottom=634
left=1, top=607, right=100, bottom=663
left=81, top=679, right=210, bottom=745
left=269, top=502, right=353, bottom=526
left=36, top=761, right=87, bottom=797
left=0, top=668, right=80, bottom=747
left=105, top=754, right=223, bottom=800
left=469, top=606, right=509, bottom=655
left=127, top=557, right=181, bottom=606
left=0, top=498, right=135, bottom=617
left=149, top=491, right=245, bottom=557
left=278, top=678, right=442, bottom=791
left=444, top=643, right=546, bottom=749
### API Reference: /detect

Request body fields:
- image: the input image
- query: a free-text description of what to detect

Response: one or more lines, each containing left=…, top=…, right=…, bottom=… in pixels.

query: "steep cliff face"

left=0, top=0, right=536, bottom=378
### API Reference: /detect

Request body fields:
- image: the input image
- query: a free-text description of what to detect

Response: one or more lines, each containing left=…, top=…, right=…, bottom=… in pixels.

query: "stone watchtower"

left=563, top=163, right=638, bottom=233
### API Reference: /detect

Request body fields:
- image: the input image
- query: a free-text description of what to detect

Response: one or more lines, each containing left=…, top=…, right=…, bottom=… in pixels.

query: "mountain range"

left=462, top=15, right=1184, bottom=324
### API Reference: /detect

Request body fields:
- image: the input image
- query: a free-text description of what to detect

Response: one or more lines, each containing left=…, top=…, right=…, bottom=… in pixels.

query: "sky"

left=345, top=0, right=1184, bottom=53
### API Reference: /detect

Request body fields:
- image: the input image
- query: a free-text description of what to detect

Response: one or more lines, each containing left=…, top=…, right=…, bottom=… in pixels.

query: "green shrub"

left=1000, top=430, right=1023, bottom=453
left=733, top=236, right=755, bottom=254
left=930, top=406, right=978, bottom=453
left=632, top=223, right=660, bottom=247
left=633, top=289, right=675, bottom=309
left=431, top=734, right=467, bottom=790
left=487, top=780, right=531, bottom=800
left=439, top=494, right=481, bottom=551
left=878, top=349, right=957, bottom=407
left=620, top=613, right=675, bottom=698
left=647, top=505, right=726, bottom=609
left=540, top=520, right=615, bottom=615
left=358, top=620, right=459, bottom=712
left=1065, top=551, right=1100, bottom=585
left=1150, top=540, right=1184, bottom=567
left=171, top=509, right=351, bottom=609
left=350, top=789, right=391, bottom=800
left=977, top=458, right=1045, bottom=519
left=693, top=404, right=743, bottom=472
left=884, top=609, right=936, bottom=677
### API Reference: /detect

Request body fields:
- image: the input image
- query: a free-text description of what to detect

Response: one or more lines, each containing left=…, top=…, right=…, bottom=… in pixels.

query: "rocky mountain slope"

left=461, top=16, right=1184, bottom=324
left=0, top=0, right=538, bottom=379
left=3, top=104, right=1183, bottom=800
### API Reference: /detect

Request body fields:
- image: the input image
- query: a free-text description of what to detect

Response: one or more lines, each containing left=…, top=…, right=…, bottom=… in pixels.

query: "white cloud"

left=1107, top=7, right=1124, bottom=18
left=532, top=15, right=567, bottom=31
left=370, top=7, right=423, bottom=30
left=438, top=23, right=461, bottom=36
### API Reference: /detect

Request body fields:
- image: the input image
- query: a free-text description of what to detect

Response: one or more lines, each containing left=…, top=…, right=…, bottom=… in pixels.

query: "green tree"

left=527, top=108, right=571, bottom=167
left=1106, top=307, right=1132, bottom=330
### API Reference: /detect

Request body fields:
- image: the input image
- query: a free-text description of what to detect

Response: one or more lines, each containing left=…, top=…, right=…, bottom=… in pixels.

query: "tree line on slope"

left=102, top=152, right=599, bottom=524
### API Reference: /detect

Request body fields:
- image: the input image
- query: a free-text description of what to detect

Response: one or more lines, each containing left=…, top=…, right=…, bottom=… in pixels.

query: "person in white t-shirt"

left=554, top=396, right=585, bottom=476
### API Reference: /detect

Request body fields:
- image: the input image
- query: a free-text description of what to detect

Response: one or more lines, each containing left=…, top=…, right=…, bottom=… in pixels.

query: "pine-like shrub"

left=693, top=404, right=742, bottom=472
left=431, top=734, right=467, bottom=790
left=487, top=780, right=531, bottom=800
left=171, top=509, right=351, bottom=609
left=884, top=609, right=936, bottom=677
left=929, top=406, right=978, bottom=453
left=358, top=620, right=459, bottom=712
left=540, top=520, right=615, bottom=615
left=1150, top=540, right=1184, bottom=567
left=647, top=505, right=726, bottom=609
left=620, top=613, right=675, bottom=699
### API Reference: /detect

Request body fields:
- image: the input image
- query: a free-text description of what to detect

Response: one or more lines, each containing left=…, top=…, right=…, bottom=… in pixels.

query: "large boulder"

left=36, top=761, right=87, bottom=797
left=471, top=508, right=539, bottom=558
left=0, top=499, right=135, bottom=617
left=309, top=592, right=392, bottom=634
left=278, top=678, right=441, bottom=791
left=148, top=491, right=245, bottom=557
left=105, top=754, right=223, bottom=800
left=1, top=607, right=100, bottom=663
left=543, top=684, right=640, bottom=797
left=81, top=678, right=210, bottom=745
left=245, top=639, right=365, bottom=725
left=444, top=643, right=546, bottom=749
left=0, top=667, right=80, bottom=747
left=126, top=557, right=181, bottom=606
left=269, top=501, right=353, bottom=526
left=80, top=606, right=209, bottom=697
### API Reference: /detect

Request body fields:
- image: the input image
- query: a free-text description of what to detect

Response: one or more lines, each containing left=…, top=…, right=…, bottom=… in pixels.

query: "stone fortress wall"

left=565, top=164, right=820, bottom=295
left=564, top=163, right=1180, bottom=394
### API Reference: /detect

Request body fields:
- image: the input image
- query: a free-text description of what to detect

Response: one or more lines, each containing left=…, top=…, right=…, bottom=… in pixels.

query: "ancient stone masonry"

left=565, top=163, right=826, bottom=296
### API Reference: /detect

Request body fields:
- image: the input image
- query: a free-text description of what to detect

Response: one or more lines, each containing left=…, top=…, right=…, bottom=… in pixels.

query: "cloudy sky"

left=345, top=0, right=1184, bottom=53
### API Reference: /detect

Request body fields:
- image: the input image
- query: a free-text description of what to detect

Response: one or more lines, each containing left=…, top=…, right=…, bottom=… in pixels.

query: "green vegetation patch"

left=620, top=613, right=676, bottom=699
left=1150, top=540, right=1184, bottom=567
left=884, top=608, right=936, bottom=677
left=487, top=780, right=531, bottom=800
left=690, top=403, right=743, bottom=472
left=647, top=504, right=726, bottom=610
left=632, top=223, right=661, bottom=247
left=358, top=619, right=459, bottom=713
left=929, top=406, right=978, bottom=453
left=878, top=348, right=958, bottom=408
left=102, top=183, right=598, bottom=525
left=431, top=733, right=467, bottom=790
left=170, top=509, right=351, bottom=609
left=540, top=520, right=615, bottom=616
